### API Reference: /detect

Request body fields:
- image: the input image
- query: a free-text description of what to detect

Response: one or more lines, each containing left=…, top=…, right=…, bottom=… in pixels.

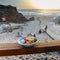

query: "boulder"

left=29, top=17, right=35, bottom=21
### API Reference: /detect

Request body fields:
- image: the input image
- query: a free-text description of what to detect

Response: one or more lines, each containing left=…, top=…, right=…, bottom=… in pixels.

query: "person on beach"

left=39, top=29, right=42, bottom=34
left=33, top=34, right=36, bottom=37
left=45, top=25, right=47, bottom=32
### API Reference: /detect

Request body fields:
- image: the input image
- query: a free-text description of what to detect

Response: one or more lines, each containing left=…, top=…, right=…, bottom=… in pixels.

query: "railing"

left=0, top=40, right=60, bottom=56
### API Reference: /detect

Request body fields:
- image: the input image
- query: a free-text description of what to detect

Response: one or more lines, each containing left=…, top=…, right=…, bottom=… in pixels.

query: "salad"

left=20, top=36, right=37, bottom=44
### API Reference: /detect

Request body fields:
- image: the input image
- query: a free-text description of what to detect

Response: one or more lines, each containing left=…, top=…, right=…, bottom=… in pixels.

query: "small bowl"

left=17, top=37, right=39, bottom=47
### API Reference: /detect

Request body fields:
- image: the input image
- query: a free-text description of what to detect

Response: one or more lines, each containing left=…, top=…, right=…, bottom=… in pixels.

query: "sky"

left=0, top=0, right=60, bottom=9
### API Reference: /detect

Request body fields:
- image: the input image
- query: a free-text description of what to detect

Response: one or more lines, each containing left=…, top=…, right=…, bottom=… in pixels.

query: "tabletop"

left=0, top=40, right=60, bottom=56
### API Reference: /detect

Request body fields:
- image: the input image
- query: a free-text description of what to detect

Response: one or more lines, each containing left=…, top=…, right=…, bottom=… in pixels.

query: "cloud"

left=16, top=0, right=35, bottom=9
left=0, top=0, right=35, bottom=9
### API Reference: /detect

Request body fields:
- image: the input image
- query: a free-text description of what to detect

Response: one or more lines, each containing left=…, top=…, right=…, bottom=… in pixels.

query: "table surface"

left=0, top=40, right=60, bottom=56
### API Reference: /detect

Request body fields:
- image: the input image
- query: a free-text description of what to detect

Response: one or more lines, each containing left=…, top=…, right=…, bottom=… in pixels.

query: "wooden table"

left=0, top=40, right=60, bottom=56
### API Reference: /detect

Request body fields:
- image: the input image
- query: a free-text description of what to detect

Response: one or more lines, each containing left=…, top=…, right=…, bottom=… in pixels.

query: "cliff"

left=0, top=5, right=28, bottom=23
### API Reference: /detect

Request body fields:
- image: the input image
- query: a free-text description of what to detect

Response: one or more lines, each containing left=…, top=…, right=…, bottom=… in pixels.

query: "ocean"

left=17, top=9, right=60, bottom=40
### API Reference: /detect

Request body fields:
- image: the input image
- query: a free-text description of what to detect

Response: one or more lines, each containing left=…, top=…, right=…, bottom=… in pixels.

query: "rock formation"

left=0, top=5, right=28, bottom=23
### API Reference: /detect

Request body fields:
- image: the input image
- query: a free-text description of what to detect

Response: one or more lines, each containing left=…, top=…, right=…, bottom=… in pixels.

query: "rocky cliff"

left=0, top=5, right=28, bottom=23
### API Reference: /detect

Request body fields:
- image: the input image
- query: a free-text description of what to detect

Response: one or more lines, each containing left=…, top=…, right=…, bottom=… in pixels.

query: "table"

left=0, top=40, right=60, bottom=56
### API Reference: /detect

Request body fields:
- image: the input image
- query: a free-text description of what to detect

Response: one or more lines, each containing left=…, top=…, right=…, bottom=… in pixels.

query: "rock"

left=0, top=5, right=28, bottom=23
left=29, top=17, right=35, bottom=21
left=16, top=13, right=28, bottom=23
left=54, top=16, right=60, bottom=24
